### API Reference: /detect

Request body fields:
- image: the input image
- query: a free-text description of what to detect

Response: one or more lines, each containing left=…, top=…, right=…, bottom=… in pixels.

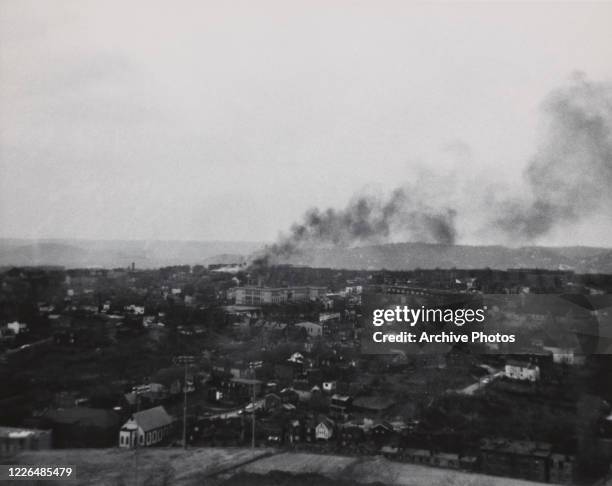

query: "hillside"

left=0, top=239, right=263, bottom=269
left=281, top=242, right=612, bottom=273
left=1, top=239, right=611, bottom=272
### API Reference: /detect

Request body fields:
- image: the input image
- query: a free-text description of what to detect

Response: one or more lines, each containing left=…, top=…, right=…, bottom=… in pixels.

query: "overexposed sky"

left=1, top=1, right=612, bottom=245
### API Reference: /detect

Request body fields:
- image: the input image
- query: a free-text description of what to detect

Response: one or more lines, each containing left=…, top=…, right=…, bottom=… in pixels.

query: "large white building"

left=295, top=321, right=323, bottom=337
left=6, top=321, right=28, bottom=335
left=505, top=359, right=540, bottom=382
left=231, top=286, right=327, bottom=305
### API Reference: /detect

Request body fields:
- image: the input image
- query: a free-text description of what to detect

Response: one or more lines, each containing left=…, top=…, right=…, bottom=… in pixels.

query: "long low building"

left=231, top=286, right=327, bottom=305
left=0, top=427, right=52, bottom=455
left=480, top=438, right=573, bottom=484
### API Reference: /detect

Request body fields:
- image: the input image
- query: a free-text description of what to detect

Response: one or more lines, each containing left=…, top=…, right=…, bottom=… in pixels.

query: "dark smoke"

left=259, top=188, right=456, bottom=263
left=496, top=74, right=612, bottom=239
left=256, top=74, right=612, bottom=266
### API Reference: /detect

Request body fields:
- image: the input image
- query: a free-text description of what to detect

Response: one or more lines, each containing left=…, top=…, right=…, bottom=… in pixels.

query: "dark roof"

left=45, top=408, right=119, bottom=428
left=481, top=438, right=552, bottom=457
left=231, top=377, right=262, bottom=385
left=317, top=416, right=335, bottom=428
left=132, top=406, right=173, bottom=432
left=353, top=396, right=395, bottom=411
left=372, top=420, right=393, bottom=430
left=152, top=367, right=184, bottom=386
left=506, top=359, right=535, bottom=368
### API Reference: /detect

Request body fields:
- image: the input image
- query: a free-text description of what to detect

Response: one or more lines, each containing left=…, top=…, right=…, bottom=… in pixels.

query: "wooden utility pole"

left=251, top=379, right=256, bottom=448
left=173, top=355, right=195, bottom=449
left=249, top=363, right=256, bottom=448
left=132, top=384, right=151, bottom=486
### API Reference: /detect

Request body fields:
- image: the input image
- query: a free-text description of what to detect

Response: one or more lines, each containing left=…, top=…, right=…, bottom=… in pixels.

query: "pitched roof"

left=372, top=420, right=393, bottom=430
left=132, top=406, right=173, bottom=432
left=45, top=408, right=119, bottom=428
left=231, top=377, right=262, bottom=385
left=317, top=417, right=335, bottom=429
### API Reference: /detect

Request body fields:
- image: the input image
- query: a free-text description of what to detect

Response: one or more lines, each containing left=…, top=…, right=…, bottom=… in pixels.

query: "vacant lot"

left=10, top=447, right=273, bottom=486
left=240, top=452, right=552, bottom=486
left=9, top=448, right=552, bottom=486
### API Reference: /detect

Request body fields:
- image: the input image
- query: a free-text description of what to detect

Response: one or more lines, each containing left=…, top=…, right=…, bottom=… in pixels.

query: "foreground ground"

left=8, top=447, right=557, bottom=486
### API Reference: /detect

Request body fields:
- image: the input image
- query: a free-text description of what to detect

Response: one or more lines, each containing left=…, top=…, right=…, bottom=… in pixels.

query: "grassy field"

left=9, top=447, right=273, bottom=486
left=7, top=448, right=553, bottom=486
left=240, top=453, right=552, bottom=486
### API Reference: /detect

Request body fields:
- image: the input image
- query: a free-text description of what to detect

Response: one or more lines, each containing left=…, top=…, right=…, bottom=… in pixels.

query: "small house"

left=119, top=406, right=173, bottom=448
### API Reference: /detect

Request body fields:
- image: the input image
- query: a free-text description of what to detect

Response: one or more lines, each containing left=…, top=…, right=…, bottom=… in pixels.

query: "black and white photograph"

left=1, top=1, right=612, bottom=485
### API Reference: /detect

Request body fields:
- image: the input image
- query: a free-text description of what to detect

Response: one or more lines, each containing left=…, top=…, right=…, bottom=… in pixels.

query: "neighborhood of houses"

left=1, top=264, right=612, bottom=484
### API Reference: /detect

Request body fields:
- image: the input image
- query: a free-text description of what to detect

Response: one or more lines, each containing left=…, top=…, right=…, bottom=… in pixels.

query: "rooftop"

left=353, top=396, right=395, bottom=411
left=230, top=377, right=263, bottom=385
left=481, top=438, right=552, bottom=457
left=131, top=406, right=173, bottom=432
left=0, top=426, right=50, bottom=439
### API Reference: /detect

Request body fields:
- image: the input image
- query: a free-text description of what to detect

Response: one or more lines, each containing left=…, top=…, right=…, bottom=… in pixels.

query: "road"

left=200, top=398, right=265, bottom=420
left=457, top=371, right=504, bottom=395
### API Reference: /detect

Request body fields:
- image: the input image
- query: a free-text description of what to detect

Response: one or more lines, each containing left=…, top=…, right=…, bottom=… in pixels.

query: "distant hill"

left=2, top=239, right=611, bottom=272
left=0, top=239, right=264, bottom=269
left=279, top=242, right=612, bottom=273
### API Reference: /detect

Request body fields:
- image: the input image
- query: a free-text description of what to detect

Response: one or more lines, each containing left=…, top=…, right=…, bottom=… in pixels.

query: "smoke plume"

left=260, top=188, right=456, bottom=263
left=496, top=74, right=612, bottom=239
left=257, top=74, right=612, bottom=265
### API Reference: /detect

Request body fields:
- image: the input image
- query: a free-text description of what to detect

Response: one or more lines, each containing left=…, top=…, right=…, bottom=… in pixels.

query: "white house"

left=295, top=321, right=323, bottom=337
left=6, top=321, right=28, bottom=335
left=544, top=346, right=579, bottom=365
left=118, top=406, right=173, bottom=448
left=125, top=305, right=145, bottom=315
left=315, top=417, right=335, bottom=440
left=504, top=360, right=540, bottom=382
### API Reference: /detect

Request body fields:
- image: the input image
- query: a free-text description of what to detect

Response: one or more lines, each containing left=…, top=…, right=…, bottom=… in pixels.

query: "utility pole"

left=173, top=355, right=195, bottom=449
left=132, top=384, right=150, bottom=486
left=251, top=379, right=256, bottom=448
left=249, top=363, right=256, bottom=449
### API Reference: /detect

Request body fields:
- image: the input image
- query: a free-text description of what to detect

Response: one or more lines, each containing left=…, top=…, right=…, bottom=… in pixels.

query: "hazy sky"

left=1, top=1, right=612, bottom=245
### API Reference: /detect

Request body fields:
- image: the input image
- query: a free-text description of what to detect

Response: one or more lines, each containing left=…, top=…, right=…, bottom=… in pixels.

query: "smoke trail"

left=255, top=73, right=612, bottom=266
left=496, top=74, right=612, bottom=239
left=261, top=188, right=457, bottom=263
